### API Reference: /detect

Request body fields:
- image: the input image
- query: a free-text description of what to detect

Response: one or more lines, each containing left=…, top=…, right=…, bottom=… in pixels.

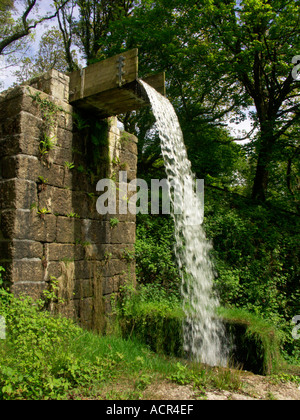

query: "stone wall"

left=0, top=70, right=137, bottom=331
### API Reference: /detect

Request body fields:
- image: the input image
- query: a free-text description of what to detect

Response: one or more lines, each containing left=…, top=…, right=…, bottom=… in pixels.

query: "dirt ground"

left=144, top=373, right=300, bottom=400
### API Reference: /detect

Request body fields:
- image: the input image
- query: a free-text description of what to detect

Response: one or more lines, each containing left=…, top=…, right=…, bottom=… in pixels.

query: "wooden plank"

left=69, top=49, right=166, bottom=116
left=69, top=74, right=166, bottom=117
left=69, top=49, right=138, bottom=103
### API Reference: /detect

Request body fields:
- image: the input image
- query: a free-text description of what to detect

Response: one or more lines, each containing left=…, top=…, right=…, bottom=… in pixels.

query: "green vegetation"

left=66, top=212, right=80, bottom=219
left=135, top=199, right=299, bottom=364
left=39, top=134, right=56, bottom=157
left=1, top=273, right=296, bottom=400
left=0, top=0, right=299, bottom=400
left=64, top=161, right=75, bottom=171
left=0, top=279, right=248, bottom=400
left=109, top=218, right=120, bottom=229
left=113, top=282, right=283, bottom=375
left=36, top=208, right=51, bottom=217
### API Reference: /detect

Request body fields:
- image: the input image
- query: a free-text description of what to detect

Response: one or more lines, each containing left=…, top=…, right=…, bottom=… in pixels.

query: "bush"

left=204, top=189, right=300, bottom=358
left=0, top=281, right=110, bottom=400
left=135, top=214, right=181, bottom=296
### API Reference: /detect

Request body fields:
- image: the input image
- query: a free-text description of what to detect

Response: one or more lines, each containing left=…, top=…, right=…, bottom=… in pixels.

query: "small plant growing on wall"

left=66, top=212, right=80, bottom=219
left=37, top=176, right=48, bottom=193
left=109, top=218, right=119, bottom=229
left=28, top=89, right=64, bottom=163
left=37, top=208, right=51, bottom=220
left=64, top=161, right=75, bottom=170
left=39, top=134, right=56, bottom=157
left=72, top=112, right=90, bottom=131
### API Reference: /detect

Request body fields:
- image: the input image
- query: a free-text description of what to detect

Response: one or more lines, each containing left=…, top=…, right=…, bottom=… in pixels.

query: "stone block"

left=109, top=222, right=136, bottom=244
left=78, top=297, right=94, bottom=321
left=29, top=70, right=70, bottom=103
left=56, top=127, right=73, bottom=149
left=11, top=259, right=44, bottom=283
left=73, top=260, right=97, bottom=280
left=104, top=196, right=137, bottom=223
left=0, top=155, right=39, bottom=181
left=52, top=145, right=73, bottom=166
left=0, top=133, right=41, bottom=157
left=97, top=243, right=135, bottom=260
left=10, top=240, right=43, bottom=260
left=81, top=219, right=108, bottom=244
left=44, top=243, right=84, bottom=261
left=0, top=111, right=43, bottom=139
left=72, top=191, right=91, bottom=219
left=73, top=192, right=100, bottom=220
left=0, top=91, right=23, bottom=122
left=73, top=279, right=93, bottom=299
left=57, top=301, right=78, bottom=321
left=11, top=282, right=47, bottom=300
left=47, top=261, right=64, bottom=280
left=39, top=164, right=65, bottom=188
left=0, top=179, right=38, bottom=211
left=101, top=259, right=130, bottom=277
left=103, top=295, right=113, bottom=315
left=118, top=148, right=138, bottom=172
left=38, top=185, right=73, bottom=216
left=56, top=216, right=81, bottom=243
left=120, top=133, right=138, bottom=156
left=102, top=277, right=114, bottom=295
left=24, top=85, right=73, bottom=130
left=0, top=209, right=56, bottom=242
left=0, top=240, right=10, bottom=261
left=83, top=243, right=100, bottom=260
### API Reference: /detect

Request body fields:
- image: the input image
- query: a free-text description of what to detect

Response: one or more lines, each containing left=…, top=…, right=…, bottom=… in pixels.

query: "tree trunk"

left=252, top=154, right=269, bottom=201
left=251, top=123, right=275, bottom=202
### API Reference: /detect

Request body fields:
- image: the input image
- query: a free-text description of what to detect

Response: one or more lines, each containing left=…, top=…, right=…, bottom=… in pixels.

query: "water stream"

left=140, top=80, right=228, bottom=366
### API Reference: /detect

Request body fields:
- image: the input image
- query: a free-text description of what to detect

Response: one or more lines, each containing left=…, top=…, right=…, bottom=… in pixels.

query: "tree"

left=103, top=0, right=300, bottom=206
left=14, top=27, right=78, bottom=83
left=74, top=0, right=134, bottom=64
left=192, top=0, right=300, bottom=202
left=55, top=0, right=79, bottom=72
left=0, top=0, right=70, bottom=56
left=95, top=0, right=245, bottom=186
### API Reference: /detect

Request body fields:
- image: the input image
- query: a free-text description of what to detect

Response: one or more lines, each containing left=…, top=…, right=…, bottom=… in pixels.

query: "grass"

left=118, top=288, right=283, bottom=375
left=0, top=276, right=296, bottom=400
left=0, top=286, right=246, bottom=400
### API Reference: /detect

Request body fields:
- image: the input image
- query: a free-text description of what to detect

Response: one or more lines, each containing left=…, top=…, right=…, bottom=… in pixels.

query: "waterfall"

left=140, top=80, right=228, bottom=367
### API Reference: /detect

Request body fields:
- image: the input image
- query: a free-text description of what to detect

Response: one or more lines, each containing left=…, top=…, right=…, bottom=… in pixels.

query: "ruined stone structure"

left=0, top=69, right=139, bottom=331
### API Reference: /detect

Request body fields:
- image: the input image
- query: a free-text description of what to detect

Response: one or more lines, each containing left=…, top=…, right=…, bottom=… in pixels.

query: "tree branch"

left=0, top=0, right=70, bottom=55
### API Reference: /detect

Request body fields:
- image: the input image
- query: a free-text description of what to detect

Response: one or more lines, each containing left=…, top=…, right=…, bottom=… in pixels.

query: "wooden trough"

left=69, top=49, right=165, bottom=116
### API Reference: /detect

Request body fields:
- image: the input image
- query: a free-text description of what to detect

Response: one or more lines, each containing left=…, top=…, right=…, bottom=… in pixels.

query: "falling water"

left=140, top=81, right=228, bottom=366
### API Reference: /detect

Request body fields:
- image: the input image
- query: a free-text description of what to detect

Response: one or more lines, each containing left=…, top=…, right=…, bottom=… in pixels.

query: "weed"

left=38, top=176, right=48, bottom=185
left=66, top=213, right=80, bottom=219
left=37, top=208, right=51, bottom=218
left=168, top=363, right=191, bottom=385
left=39, top=134, right=56, bottom=156
left=109, top=218, right=120, bottom=229
left=64, top=161, right=75, bottom=170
